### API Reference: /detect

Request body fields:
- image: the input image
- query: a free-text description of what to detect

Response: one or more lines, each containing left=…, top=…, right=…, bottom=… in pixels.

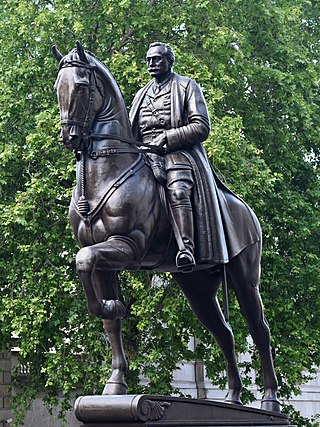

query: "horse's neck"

left=87, top=76, right=137, bottom=184
left=92, top=66, right=133, bottom=140
left=93, top=103, right=132, bottom=138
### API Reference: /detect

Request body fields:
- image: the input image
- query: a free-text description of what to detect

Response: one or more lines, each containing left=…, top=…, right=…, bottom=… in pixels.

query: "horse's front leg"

left=76, top=239, right=137, bottom=318
left=75, top=240, right=137, bottom=395
left=93, top=270, right=128, bottom=395
left=102, top=317, right=128, bottom=395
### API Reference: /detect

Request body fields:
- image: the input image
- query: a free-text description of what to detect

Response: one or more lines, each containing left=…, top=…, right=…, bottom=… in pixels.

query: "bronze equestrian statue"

left=52, top=41, right=280, bottom=412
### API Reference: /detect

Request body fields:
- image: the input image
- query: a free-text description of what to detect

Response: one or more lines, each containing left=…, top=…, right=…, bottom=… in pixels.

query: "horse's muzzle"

left=61, top=125, right=82, bottom=150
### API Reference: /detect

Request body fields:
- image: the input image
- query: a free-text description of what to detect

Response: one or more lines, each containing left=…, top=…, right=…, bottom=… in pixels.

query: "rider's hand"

left=150, top=132, right=167, bottom=149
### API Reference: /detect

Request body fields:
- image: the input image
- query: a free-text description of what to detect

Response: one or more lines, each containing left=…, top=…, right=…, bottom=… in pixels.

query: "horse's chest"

left=71, top=197, right=135, bottom=246
left=71, top=156, right=157, bottom=247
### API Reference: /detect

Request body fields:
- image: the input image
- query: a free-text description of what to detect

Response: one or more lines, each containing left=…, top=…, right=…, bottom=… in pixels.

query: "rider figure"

left=130, top=42, right=211, bottom=272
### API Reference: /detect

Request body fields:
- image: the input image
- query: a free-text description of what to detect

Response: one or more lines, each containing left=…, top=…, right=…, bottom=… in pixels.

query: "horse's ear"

left=52, top=45, right=63, bottom=62
left=76, top=41, right=88, bottom=63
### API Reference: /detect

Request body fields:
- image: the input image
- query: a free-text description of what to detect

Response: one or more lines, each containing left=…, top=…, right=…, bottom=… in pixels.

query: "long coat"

left=130, top=73, right=260, bottom=265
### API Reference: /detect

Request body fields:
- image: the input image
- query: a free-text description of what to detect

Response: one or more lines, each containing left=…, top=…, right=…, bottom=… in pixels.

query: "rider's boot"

left=172, top=206, right=195, bottom=273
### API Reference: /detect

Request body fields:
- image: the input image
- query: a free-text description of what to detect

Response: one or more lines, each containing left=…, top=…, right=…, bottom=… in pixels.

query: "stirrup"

left=176, top=250, right=195, bottom=273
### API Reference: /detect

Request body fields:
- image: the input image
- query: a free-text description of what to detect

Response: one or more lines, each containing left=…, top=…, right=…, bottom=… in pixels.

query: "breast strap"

left=72, top=153, right=146, bottom=225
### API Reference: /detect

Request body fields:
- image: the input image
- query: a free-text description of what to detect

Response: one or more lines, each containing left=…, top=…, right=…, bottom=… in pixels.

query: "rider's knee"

left=167, top=185, right=192, bottom=207
left=76, top=247, right=96, bottom=272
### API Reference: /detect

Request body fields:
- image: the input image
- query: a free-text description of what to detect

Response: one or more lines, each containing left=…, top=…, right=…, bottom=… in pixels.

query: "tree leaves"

left=0, top=1, right=319, bottom=426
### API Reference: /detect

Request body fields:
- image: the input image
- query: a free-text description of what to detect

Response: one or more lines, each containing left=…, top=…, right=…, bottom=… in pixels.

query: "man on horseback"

left=54, top=43, right=280, bottom=412
left=130, top=42, right=213, bottom=272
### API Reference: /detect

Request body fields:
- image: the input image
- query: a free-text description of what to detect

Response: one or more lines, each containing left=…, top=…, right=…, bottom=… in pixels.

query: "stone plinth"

left=0, top=352, right=12, bottom=427
left=74, top=394, right=296, bottom=426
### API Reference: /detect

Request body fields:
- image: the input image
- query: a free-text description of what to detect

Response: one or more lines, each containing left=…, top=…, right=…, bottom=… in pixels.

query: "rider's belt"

left=90, top=147, right=139, bottom=159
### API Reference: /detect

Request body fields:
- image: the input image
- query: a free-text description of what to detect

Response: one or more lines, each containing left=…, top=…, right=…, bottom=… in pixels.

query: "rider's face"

left=146, top=46, right=170, bottom=80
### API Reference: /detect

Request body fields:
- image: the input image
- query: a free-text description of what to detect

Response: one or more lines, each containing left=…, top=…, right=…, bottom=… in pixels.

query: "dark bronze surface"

left=75, top=395, right=295, bottom=426
left=53, top=42, right=280, bottom=413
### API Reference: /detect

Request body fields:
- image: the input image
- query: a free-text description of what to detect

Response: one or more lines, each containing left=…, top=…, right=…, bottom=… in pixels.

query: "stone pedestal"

left=74, top=394, right=296, bottom=426
left=0, top=352, right=12, bottom=427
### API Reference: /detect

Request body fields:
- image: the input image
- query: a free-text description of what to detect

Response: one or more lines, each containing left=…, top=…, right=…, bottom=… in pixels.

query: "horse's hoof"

left=102, top=380, right=128, bottom=395
left=261, top=398, right=281, bottom=413
left=224, top=392, right=243, bottom=406
left=225, top=398, right=243, bottom=405
left=102, top=299, right=126, bottom=320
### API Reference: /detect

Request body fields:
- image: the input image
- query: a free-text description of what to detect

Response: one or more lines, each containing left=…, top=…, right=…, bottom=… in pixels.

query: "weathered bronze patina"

left=53, top=41, right=280, bottom=413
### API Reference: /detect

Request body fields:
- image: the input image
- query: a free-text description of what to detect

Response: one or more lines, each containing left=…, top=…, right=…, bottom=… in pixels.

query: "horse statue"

left=52, top=42, right=280, bottom=412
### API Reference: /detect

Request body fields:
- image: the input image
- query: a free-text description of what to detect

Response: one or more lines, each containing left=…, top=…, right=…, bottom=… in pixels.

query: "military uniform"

left=137, top=73, right=206, bottom=269
left=130, top=72, right=261, bottom=268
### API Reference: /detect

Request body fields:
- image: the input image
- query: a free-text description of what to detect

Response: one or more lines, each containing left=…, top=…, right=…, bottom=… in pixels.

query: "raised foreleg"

left=228, top=242, right=280, bottom=412
left=172, top=269, right=243, bottom=405
left=75, top=237, right=139, bottom=318
left=75, top=239, right=137, bottom=395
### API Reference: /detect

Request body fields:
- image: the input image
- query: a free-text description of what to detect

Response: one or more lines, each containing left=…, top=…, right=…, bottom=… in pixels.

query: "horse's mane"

left=85, top=50, right=127, bottom=103
left=60, top=48, right=128, bottom=113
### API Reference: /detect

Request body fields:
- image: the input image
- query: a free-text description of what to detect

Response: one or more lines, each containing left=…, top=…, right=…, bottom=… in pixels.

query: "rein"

left=59, top=57, right=163, bottom=219
left=90, top=133, right=164, bottom=155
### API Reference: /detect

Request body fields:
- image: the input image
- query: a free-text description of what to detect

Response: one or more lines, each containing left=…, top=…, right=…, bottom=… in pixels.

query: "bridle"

left=58, top=59, right=163, bottom=156
left=59, top=60, right=98, bottom=151
left=57, top=58, right=163, bottom=218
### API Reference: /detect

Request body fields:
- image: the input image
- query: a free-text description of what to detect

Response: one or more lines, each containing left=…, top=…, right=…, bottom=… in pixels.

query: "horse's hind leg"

left=228, top=243, right=280, bottom=412
left=172, top=270, right=243, bottom=405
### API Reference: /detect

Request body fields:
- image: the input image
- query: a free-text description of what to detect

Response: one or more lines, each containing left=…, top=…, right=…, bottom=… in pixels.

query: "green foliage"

left=0, top=0, right=319, bottom=426
left=284, top=404, right=320, bottom=427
